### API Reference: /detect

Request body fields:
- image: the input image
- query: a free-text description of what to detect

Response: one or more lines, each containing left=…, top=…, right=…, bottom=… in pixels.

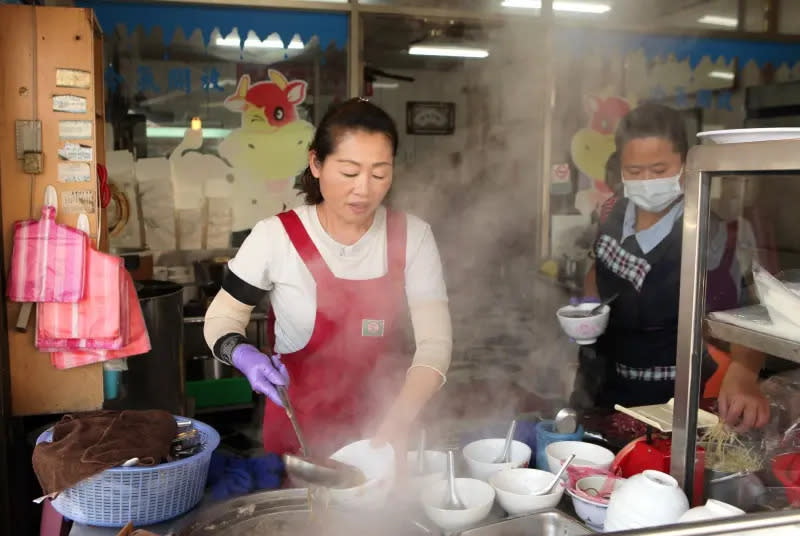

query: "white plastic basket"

left=36, top=417, right=220, bottom=527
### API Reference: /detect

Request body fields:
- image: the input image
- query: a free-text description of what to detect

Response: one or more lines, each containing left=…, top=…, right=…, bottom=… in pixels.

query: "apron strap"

left=277, top=210, right=336, bottom=285
left=385, top=209, right=407, bottom=280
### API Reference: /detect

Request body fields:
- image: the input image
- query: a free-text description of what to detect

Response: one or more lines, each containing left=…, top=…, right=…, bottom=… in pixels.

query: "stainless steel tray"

left=458, top=510, right=592, bottom=536
left=177, top=488, right=434, bottom=536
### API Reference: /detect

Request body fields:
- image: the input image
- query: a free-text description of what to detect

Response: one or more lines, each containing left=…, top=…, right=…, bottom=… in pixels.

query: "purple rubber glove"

left=231, top=345, right=289, bottom=407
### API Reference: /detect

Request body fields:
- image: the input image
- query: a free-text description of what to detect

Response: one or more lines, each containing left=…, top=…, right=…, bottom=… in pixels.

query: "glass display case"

left=671, top=137, right=800, bottom=526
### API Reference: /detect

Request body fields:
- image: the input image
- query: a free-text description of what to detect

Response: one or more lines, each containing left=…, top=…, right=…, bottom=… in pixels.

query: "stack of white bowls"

left=605, top=470, right=689, bottom=531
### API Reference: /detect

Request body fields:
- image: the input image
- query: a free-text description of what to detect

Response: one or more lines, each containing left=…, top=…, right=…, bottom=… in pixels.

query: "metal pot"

left=193, top=258, right=230, bottom=303
left=187, top=354, right=231, bottom=381
left=705, top=468, right=766, bottom=512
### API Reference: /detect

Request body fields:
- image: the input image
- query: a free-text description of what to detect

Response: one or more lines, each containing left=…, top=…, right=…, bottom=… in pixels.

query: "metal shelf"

left=705, top=316, right=800, bottom=364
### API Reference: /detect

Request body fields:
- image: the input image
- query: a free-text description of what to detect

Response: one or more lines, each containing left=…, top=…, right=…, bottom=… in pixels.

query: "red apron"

left=262, top=209, right=408, bottom=456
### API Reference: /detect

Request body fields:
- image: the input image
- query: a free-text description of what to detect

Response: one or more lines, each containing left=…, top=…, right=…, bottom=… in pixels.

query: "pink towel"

left=7, top=206, right=87, bottom=303
left=50, top=271, right=150, bottom=369
left=37, top=249, right=124, bottom=348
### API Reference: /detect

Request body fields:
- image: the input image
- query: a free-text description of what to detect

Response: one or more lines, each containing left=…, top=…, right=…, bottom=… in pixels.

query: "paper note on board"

left=55, top=68, right=91, bottom=89
left=57, top=162, right=91, bottom=183
left=59, top=120, right=93, bottom=139
left=61, top=190, right=96, bottom=213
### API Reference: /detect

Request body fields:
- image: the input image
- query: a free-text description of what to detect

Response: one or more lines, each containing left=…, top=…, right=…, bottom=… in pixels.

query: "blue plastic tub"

left=535, top=419, right=585, bottom=471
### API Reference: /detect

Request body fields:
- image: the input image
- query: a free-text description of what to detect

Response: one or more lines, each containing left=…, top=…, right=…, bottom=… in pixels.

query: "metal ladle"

left=554, top=407, right=578, bottom=435
left=278, top=386, right=365, bottom=489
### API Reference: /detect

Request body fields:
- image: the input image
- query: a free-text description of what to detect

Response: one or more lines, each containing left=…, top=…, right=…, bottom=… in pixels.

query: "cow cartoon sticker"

left=170, top=69, right=315, bottom=233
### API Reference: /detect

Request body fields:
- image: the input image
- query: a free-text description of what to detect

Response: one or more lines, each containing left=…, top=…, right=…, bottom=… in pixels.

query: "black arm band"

left=222, top=271, right=268, bottom=306
left=214, top=332, right=250, bottom=365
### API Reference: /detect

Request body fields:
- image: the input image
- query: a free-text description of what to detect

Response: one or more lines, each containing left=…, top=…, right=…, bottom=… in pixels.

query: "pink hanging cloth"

left=48, top=270, right=151, bottom=369
left=7, top=187, right=87, bottom=303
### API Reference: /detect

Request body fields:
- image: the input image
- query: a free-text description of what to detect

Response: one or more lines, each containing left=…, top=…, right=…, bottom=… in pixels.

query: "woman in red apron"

left=204, top=99, right=451, bottom=459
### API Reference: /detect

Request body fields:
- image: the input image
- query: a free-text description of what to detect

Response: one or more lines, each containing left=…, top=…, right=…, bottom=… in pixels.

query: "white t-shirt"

left=228, top=204, right=448, bottom=354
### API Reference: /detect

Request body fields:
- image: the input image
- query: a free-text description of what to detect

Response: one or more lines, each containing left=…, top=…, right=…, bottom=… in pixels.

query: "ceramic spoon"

left=494, top=419, right=518, bottom=463
left=442, top=450, right=466, bottom=510
left=531, top=454, right=575, bottom=495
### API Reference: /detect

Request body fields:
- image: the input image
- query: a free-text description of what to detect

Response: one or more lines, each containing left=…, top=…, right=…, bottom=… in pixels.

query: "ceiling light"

left=147, top=126, right=231, bottom=139
left=697, top=15, right=738, bottom=27
left=287, top=34, right=305, bottom=50
left=709, top=70, right=735, bottom=80
left=501, top=0, right=611, bottom=14
left=372, top=81, right=399, bottom=89
left=408, top=45, right=489, bottom=58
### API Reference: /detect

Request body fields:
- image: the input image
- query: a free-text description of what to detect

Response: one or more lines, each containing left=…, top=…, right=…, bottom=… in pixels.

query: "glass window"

left=779, top=0, right=800, bottom=34
left=96, top=7, right=348, bottom=250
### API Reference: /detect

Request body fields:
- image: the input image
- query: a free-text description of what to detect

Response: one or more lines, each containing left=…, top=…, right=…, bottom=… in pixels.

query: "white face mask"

left=622, top=169, right=683, bottom=213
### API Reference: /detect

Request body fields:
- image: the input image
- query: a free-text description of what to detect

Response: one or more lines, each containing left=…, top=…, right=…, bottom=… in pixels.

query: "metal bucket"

left=106, top=280, right=185, bottom=414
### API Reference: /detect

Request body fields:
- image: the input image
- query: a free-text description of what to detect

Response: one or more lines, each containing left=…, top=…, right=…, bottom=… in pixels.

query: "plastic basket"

left=36, top=416, right=220, bottom=527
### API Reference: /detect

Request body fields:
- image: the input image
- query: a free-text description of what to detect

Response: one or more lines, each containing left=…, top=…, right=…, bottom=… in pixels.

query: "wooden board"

left=0, top=5, right=104, bottom=416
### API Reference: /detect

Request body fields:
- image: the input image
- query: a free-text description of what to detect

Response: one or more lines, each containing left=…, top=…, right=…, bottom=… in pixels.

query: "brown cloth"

left=33, top=410, right=177, bottom=495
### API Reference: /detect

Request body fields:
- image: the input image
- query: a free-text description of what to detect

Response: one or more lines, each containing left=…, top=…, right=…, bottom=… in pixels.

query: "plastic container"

left=535, top=420, right=584, bottom=471
left=186, top=377, right=252, bottom=408
left=35, top=417, right=220, bottom=527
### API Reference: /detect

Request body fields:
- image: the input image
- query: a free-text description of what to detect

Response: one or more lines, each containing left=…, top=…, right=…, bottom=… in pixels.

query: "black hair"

left=604, top=151, right=621, bottom=192
left=614, top=103, right=689, bottom=162
left=297, top=98, right=399, bottom=204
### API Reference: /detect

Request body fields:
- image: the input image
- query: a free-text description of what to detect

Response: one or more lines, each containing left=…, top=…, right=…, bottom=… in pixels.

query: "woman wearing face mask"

left=574, top=103, right=769, bottom=430
left=203, top=99, right=452, bottom=458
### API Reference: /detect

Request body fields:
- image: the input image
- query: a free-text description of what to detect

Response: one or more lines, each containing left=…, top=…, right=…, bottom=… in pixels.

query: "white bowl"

left=567, top=475, right=626, bottom=531
left=406, top=450, right=447, bottom=495
left=421, top=478, right=496, bottom=533
left=605, top=470, right=689, bottom=531
left=545, top=441, right=615, bottom=475
left=489, top=468, right=564, bottom=516
left=328, top=440, right=395, bottom=510
left=678, top=499, right=744, bottom=523
left=462, top=439, right=532, bottom=481
left=556, top=304, right=610, bottom=344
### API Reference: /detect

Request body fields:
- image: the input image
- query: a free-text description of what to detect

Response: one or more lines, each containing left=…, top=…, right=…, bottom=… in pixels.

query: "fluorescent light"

left=244, top=31, right=284, bottom=49
left=501, top=0, right=611, bottom=13
left=215, top=29, right=241, bottom=48
left=709, top=70, right=735, bottom=81
left=698, top=15, right=738, bottom=27
left=408, top=45, right=489, bottom=58
left=372, top=81, right=399, bottom=89
left=146, top=126, right=231, bottom=139
left=287, top=34, right=304, bottom=50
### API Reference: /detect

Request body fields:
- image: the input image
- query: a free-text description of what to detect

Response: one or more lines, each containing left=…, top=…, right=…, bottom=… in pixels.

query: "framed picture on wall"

left=406, top=101, right=455, bottom=135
